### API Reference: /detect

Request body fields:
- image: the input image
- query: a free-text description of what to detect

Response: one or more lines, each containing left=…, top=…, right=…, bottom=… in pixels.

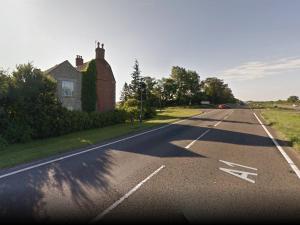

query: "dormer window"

left=62, top=80, right=74, bottom=97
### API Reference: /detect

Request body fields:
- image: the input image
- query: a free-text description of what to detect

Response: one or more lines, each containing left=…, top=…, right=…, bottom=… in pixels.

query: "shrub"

left=3, top=121, right=32, bottom=143
left=121, top=98, right=156, bottom=120
left=0, top=135, right=8, bottom=151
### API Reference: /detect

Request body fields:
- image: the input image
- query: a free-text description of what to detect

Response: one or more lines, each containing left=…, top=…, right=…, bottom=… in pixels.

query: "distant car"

left=218, top=104, right=231, bottom=109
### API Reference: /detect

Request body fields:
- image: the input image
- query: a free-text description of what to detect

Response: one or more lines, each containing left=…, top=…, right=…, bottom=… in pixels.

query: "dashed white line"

left=214, top=120, right=222, bottom=127
left=0, top=110, right=218, bottom=180
left=253, top=112, right=300, bottom=179
left=185, top=129, right=210, bottom=149
left=90, top=165, right=165, bottom=222
left=214, top=110, right=234, bottom=127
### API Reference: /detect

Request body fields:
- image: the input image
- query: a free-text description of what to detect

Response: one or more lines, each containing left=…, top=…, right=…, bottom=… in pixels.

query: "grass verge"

left=0, top=107, right=203, bottom=169
left=261, top=108, right=300, bottom=151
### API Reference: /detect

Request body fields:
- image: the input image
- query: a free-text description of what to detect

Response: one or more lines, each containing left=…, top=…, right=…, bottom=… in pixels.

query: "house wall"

left=48, top=61, right=82, bottom=111
left=95, top=59, right=116, bottom=112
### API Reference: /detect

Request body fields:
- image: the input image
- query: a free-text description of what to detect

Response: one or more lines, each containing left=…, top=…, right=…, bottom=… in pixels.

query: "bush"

left=0, top=135, right=8, bottom=151
left=121, top=98, right=156, bottom=120
left=3, top=121, right=32, bottom=144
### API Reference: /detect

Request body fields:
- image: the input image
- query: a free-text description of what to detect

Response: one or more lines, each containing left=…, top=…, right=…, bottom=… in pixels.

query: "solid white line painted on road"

left=90, top=165, right=165, bottom=222
left=219, top=160, right=258, bottom=183
left=253, top=112, right=300, bottom=179
left=185, top=129, right=210, bottom=149
left=0, top=110, right=219, bottom=180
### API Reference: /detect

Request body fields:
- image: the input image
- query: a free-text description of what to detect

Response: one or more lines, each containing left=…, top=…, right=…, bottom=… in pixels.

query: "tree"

left=120, top=82, right=130, bottom=104
left=0, top=63, right=67, bottom=143
left=287, top=96, right=299, bottom=103
left=129, top=59, right=141, bottom=99
left=202, top=77, right=235, bottom=104
left=152, top=79, right=164, bottom=109
left=170, top=66, right=200, bottom=105
left=161, top=78, right=177, bottom=105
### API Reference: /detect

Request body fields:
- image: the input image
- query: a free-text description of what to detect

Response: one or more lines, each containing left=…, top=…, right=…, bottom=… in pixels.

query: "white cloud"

left=221, top=57, right=300, bottom=80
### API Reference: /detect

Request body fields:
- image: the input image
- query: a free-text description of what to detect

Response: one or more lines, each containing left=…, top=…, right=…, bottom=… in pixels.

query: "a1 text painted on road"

left=219, top=160, right=258, bottom=184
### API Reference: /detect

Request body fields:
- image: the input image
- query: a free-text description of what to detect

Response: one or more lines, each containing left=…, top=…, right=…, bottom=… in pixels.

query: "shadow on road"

left=0, top=117, right=290, bottom=223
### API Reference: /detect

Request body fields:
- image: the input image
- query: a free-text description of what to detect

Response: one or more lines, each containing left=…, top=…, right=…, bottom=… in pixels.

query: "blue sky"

left=1, top=0, right=300, bottom=101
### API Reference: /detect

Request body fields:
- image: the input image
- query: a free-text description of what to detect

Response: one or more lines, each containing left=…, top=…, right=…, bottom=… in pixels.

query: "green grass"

left=0, top=107, right=203, bottom=169
left=261, top=109, right=300, bottom=151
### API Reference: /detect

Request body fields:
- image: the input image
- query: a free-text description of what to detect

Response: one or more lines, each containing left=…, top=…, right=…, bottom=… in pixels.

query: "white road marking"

left=213, top=110, right=234, bottom=127
left=90, top=165, right=165, bottom=222
left=253, top=112, right=300, bottom=179
left=219, top=167, right=257, bottom=184
left=219, top=160, right=257, bottom=171
left=213, top=120, right=222, bottom=127
left=185, top=129, right=210, bottom=149
left=219, top=160, right=258, bottom=183
left=0, top=110, right=218, bottom=180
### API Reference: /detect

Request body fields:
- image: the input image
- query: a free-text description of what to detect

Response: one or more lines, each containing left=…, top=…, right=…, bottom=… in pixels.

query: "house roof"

left=44, top=60, right=71, bottom=74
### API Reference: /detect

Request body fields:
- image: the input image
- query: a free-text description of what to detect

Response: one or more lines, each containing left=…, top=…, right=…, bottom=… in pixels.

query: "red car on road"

left=218, top=104, right=231, bottom=109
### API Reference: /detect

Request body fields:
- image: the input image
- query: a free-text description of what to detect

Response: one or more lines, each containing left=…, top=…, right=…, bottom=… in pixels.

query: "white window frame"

left=62, top=80, right=74, bottom=97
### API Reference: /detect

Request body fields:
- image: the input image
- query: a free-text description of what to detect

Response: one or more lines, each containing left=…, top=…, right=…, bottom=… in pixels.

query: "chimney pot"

left=95, top=42, right=105, bottom=59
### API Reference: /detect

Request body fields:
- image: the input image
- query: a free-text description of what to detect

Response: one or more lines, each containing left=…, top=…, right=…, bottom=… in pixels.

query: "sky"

left=1, top=0, right=300, bottom=101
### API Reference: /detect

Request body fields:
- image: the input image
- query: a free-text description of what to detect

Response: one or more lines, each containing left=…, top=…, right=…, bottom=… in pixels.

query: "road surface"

left=1, top=108, right=300, bottom=223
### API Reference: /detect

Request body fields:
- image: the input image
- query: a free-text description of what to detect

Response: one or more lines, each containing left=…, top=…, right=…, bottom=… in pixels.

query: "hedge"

left=0, top=109, right=128, bottom=147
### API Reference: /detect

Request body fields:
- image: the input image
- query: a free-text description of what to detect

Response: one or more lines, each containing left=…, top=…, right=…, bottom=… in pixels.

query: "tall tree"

left=161, top=77, right=177, bottom=105
left=129, top=59, right=141, bottom=99
left=170, top=66, right=200, bottom=105
left=120, top=82, right=130, bottom=104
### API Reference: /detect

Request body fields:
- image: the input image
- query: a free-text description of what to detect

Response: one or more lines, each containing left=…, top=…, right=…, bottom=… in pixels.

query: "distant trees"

left=287, top=96, right=299, bottom=103
left=120, top=63, right=236, bottom=115
left=201, top=77, right=235, bottom=104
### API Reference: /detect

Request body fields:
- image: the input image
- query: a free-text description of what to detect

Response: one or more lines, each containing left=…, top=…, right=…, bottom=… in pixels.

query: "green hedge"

left=1, top=109, right=128, bottom=147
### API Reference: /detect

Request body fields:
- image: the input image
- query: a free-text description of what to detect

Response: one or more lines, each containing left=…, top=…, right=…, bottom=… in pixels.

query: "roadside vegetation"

left=0, top=106, right=202, bottom=169
left=0, top=59, right=237, bottom=168
left=119, top=60, right=236, bottom=119
left=249, top=97, right=300, bottom=151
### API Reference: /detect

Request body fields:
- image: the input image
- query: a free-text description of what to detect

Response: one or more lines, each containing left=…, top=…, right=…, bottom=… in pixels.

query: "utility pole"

left=140, top=88, right=143, bottom=125
left=139, top=80, right=143, bottom=125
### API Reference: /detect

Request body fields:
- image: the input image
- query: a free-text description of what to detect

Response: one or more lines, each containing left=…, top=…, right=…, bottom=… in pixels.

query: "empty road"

left=1, top=108, right=300, bottom=223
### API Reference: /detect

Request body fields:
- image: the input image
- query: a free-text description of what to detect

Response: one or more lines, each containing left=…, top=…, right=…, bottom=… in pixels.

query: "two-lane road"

left=1, top=108, right=300, bottom=223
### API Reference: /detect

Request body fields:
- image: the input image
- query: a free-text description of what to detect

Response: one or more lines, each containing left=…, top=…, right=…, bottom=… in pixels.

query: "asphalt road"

left=1, top=108, right=300, bottom=224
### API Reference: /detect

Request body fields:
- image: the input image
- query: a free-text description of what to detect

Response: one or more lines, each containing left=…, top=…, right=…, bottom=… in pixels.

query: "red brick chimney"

left=75, top=55, right=84, bottom=67
left=95, top=42, right=105, bottom=59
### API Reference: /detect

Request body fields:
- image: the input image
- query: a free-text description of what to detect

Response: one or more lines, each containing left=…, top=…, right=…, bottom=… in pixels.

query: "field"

left=261, top=108, right=300, bottom=151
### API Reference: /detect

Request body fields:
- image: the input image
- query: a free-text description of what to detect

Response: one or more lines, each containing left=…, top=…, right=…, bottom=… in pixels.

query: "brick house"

left=45, top=43, right=116, bottom=112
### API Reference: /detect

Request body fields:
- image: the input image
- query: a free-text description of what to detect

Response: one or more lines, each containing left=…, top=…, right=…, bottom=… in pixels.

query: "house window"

left=62, top=80, right=74, bottom=97
left=66, top=106, right=73, bottom=111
